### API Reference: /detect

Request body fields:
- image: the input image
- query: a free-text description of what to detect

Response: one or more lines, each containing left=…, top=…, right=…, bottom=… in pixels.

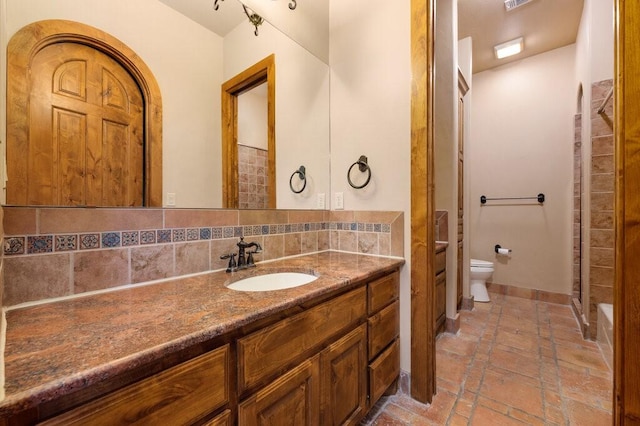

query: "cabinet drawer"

left=238, top=355, right=320, bottom=426
left=367, top=271, right=399, bottom=314
left=41, top=345, right=230, bottom=426
left=203, top=409, right=232, bottom=426
left=368, top=339, right=400, bottom=405
left=368, top=300, right=399, bottom=360
left=435, top=250, right=446, bottom=275
left=238, top=287, right=366, bottom=393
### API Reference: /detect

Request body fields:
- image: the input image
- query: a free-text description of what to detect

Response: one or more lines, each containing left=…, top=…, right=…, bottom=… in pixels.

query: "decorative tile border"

left=3, top=221, right=393, bottom=257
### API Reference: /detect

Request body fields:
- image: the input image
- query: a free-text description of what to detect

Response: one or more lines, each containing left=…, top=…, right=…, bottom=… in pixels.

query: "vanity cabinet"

left=435, top=247, right=447, bottom=335
left=41, top=345, right=231, bottom=425
left=367, top=272, right=400, bottom=403
left=13, top=269, right=400, bottom=426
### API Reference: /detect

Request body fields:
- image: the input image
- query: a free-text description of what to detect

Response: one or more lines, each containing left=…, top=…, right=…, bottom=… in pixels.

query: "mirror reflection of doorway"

left=221, top=55, right=276, bottom=209
left=237, top=83, right=269, bottom=209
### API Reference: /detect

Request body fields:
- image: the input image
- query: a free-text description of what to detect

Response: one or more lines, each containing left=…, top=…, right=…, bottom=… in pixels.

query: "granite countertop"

left=1, top=251, right=404, bottom=417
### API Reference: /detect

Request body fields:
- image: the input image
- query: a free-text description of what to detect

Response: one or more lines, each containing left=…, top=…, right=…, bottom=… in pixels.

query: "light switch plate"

left=334, top=192, right=344, bottom=210
left=316, top=193, right=325, bottom=209
left=166, top=192, right=176, bottom=206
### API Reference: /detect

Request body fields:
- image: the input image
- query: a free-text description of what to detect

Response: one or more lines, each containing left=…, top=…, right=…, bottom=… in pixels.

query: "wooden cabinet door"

left=320, top=324, right=367, bottom=426
left=13, top=42, right=144, bottom=206
left=238, top=355, right=320, bottom=426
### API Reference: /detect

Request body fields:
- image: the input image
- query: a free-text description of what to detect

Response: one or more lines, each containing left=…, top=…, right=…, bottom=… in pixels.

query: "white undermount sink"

left=226, top=272, right=318, bottom=292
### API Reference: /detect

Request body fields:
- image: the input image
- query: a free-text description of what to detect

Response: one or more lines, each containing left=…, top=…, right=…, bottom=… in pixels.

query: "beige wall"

left=469, top=44, right=576, bottom=295
left=329, top=0, right=411, bottom=370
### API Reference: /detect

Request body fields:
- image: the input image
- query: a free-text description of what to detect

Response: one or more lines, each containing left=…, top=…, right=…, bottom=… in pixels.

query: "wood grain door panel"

left=24, top=42, right=143, bottom=206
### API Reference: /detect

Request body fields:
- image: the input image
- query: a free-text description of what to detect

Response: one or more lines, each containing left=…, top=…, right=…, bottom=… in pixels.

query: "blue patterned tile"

left=234, top=227, right=243, bottom=237
left=304, top=223, right=310, bottom=232
left=187, top=228, right=199, bottom=241
left=270, top=225, right=278, bottom=235
left=381, top=224, right=391, bottom=233
left=243, top=226, right=254, bottom=237
left=140, top=230, right=156, bottom=244
left=365, top=223, right=374, bottom=232
left=223, top=227, right=234, bottom=238
left=336, top=223, right=343, bottom=230
left=55, top=235, right=77, bottom=252
left=212, top=227, right=223, bottom=239
left=28, top=235, right=53, bottom=254
left=252, top=225, right=262, bottom=235
left=329, top=222, right=337, bottom=230
left=172, top=229, right=186, bottom=242
left=101, top=232, right=121, bottom=248
left=4, top=237, right=25, bottom=255
left=157, top=229, right=172, bottom=243
left=262, top=225, right=269, bottom=235
left=278, top=224, right=286, bottom=234
left=350, top=222, right=358, bottom=231
left=358, top=223, right=365, bottom=232
left=122, top=231, right=139, bottom=247
left=374, top=223, right=382, bottom=232
left=80, top=233, right=100, bottom=250
left=285, top=224, right=292, bottom=233
left=200, top=228, right=212, bottom=240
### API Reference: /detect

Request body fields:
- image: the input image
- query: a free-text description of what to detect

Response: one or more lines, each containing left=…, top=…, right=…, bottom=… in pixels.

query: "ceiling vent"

left=504, top=0, right=534, bottom=11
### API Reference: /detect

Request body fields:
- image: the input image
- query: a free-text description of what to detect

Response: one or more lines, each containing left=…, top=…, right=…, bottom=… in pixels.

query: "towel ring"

left=289, top=166, right=307, bottom=194
left=347, top=155, right=372, bottom=189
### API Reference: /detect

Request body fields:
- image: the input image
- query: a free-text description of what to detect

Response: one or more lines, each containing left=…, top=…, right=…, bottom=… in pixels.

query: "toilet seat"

left=471, top=259, right=493, bottom=268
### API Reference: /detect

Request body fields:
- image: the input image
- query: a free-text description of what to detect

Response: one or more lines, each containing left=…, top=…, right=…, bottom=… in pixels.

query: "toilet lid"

left=471, top=259, right=493, bottom=267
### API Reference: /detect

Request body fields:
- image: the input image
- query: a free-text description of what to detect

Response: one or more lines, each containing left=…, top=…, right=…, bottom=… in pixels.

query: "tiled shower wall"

left=589, top=79, right=615, bottom=339
left=2, top=208, right=403, bottom=307
left=238, top=145, right=269, bottom=209
left=573, top=113, right=582, bottom=302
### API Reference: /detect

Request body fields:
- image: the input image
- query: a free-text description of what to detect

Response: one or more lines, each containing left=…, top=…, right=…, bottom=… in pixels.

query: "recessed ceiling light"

left=504, top=0, right=534, bottom=12
left=494, top=37, right=524, bottom=59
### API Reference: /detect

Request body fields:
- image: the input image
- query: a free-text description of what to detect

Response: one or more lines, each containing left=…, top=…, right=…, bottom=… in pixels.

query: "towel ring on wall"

left=347, top=155, right=372, bottom=189
left=289, top=165, right=307, bottom=194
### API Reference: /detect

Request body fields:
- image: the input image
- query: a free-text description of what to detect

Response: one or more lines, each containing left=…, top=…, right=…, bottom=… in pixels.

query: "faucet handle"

left=247, top=250, right=260, bottom=267
left=220, top=253, right=237, bottom=273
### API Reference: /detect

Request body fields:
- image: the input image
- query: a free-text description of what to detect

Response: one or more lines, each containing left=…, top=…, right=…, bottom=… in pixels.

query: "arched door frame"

left=6, top=19, right=162, bottom=206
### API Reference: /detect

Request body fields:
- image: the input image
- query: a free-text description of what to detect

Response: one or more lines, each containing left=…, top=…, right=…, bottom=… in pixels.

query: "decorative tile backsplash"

left=2, top=208, right=403, bottom=307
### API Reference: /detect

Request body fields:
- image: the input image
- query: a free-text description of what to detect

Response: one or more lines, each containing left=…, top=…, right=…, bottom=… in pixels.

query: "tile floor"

left=364, top=293, right=613, bottom=425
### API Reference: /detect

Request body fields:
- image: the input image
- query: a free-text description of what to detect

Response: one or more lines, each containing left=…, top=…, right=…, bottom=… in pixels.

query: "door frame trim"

left=6, top=19, right=163, bottom=206
left=221, top=54, right=276, bottom=209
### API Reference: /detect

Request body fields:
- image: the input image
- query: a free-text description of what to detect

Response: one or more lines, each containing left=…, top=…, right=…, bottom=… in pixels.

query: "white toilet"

left=470, top=259, right=494, bottom=303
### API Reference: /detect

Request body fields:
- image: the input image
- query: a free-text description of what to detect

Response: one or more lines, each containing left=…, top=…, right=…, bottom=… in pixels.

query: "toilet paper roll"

left=497, top=248, right=511, bottom=255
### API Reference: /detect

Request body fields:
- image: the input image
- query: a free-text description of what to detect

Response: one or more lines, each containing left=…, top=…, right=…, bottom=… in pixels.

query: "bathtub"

left=597, top=303, right=613, bottom=371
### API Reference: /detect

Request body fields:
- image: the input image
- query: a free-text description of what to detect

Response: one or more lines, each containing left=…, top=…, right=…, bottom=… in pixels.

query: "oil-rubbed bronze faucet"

left=236, top=237, right=262, bottom=270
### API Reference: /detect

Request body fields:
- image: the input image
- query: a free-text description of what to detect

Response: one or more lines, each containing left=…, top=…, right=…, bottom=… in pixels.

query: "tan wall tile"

left=329, top=211, right=355, bottom=222
left=591, top=155, right=614, bottom=174
left=301, top=232, right=318, bottom=254
left=590, top=229, right=614, bottom=248
left=131, top=245, right=174, bottom=283
left=538, top=291, right=571, bottom=305
left=175, top=241, right=210, bottom=276
left=591, top=212, right=614, bottom=230
left=239, top=209, right=288, bottom=225
left=591, top=174, right=615, bottom=192
left=317, top=230, right=330, bottom=251
left=262, top=234, right=284, bottom=261
left=590, top=266, right=614, bottom=287
left=590, top=192, right=614, bottom=212
left=358, top=232, right=379, bottom=255
left=284, top=233, right=302, bottom=256
left=165, top=209, right=238, bottom=228
left=74, top=249, right=129, bottom=293
left=329, top=230, right=339, bottom=251
left=288, top=210, right=325, bottom=223
left=592, top=135, right=614, bottom=156
left=3, top=207, right=37, bottom=235
left=378, top=233, right=391, bottom=256
left=4, top=254, right=71, bottom=306
left=590, top=248, right=614, bottom=268
left=40, top=208, right=163, bottom=234
left=339, top=231, right=357, bottom=252
left=354, top=211, right=401, bottom=224
left=391, top=214, right=404, bottom=257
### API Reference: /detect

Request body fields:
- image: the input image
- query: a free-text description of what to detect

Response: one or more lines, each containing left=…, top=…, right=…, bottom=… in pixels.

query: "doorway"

left=221, top=55, right=276, bottom=209
left=6, top=20, right=163, bottom=207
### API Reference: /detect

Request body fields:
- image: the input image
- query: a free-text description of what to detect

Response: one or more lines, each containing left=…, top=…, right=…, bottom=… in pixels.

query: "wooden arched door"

left=7, top=20, right=162, bottom=206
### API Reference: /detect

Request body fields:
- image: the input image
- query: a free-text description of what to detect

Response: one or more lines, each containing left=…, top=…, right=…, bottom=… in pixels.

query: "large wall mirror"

left=0, top=0, right=330, bottom=209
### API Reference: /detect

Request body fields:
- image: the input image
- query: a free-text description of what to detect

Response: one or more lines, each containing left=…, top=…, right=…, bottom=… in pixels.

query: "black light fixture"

left=214, top=1, right=297, bottom=36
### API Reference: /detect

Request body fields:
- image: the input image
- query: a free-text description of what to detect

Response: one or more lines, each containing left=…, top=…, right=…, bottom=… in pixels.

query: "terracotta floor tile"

left=363, top=296, right=612, bottom=426
left=479, top=368, right=544, bottom=418
left=566, top=398, right=613, bottom=426
left=470, top=405, right=524, bottom=426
